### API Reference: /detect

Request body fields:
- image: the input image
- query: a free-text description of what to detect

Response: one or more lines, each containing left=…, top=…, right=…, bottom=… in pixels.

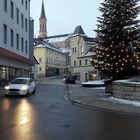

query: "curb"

left=66, top=85, right=140, bottom=116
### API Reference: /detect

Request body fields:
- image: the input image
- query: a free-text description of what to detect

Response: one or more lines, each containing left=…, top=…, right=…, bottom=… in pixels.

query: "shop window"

left=0, top=67, right=9, bottom=82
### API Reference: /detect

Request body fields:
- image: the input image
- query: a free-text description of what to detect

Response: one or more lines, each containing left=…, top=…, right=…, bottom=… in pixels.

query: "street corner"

left=66, top=85, right=140, bottom=115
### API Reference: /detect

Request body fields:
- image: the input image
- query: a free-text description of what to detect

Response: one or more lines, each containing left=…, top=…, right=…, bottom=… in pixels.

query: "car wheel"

left=32, top=88, right=36, bottom=94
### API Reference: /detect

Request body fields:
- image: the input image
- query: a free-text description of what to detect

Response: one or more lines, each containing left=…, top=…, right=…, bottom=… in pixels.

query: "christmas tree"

left=92, top=0, right=140, bottom=80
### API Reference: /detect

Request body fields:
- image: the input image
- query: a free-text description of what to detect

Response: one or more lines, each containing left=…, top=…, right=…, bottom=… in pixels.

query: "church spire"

left=38, top=0, right=47, bottom=39
left=40, top=0, right=46, bottom=19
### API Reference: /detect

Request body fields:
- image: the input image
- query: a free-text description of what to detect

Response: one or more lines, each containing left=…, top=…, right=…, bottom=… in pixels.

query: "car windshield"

left=11, top=79, right=28, bottom=84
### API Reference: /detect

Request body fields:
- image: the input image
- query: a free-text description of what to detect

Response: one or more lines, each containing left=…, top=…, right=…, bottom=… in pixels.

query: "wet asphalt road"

left=0, top=78, right=140, bottom=140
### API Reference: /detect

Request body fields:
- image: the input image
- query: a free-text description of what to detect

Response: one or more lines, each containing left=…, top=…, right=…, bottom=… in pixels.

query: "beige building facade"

left=70, top=25, right=98, bottom=83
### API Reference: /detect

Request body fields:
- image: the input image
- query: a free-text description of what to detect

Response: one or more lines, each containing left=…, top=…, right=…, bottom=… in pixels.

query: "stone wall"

left=112, top=80, right=140, bottom=101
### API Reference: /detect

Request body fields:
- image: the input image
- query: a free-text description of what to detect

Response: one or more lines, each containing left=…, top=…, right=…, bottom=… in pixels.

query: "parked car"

left=4, top=77, right=36, bottom=96
left=65, top=75, right=76, bottom=84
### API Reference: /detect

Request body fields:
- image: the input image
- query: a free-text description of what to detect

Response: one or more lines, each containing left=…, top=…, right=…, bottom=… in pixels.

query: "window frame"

left=4, top=0, right=7, bottom=12
left=10, top=1, right=14, bottom=19
left=10, top=29, right=14, bottom=47
left=3, top=24, right=7, bottom=44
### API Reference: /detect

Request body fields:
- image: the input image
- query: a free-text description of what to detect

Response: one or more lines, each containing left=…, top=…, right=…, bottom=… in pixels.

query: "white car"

left=4, top=77, right=36, bottom=96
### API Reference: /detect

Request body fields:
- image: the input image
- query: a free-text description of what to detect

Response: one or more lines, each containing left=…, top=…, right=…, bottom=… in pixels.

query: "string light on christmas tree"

left=92, top=0, right=140, bottom=79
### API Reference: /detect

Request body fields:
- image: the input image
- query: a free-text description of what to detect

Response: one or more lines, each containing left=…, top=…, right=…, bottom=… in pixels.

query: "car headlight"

left=21, top=86, right=28, bottom=90
left=4, top=86, right=10, bottom=90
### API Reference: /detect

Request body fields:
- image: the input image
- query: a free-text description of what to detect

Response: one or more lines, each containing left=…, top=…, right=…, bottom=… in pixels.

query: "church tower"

left=38, top=0, right=47, bottom=38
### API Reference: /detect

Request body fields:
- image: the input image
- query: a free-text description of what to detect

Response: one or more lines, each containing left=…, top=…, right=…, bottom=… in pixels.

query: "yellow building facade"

left=34, top=43, right=67, bottom=77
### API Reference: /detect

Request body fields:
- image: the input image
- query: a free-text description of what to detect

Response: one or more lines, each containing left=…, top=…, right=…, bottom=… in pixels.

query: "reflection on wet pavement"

left=14, top=99, right=35, bottom=140
left=1, top=99, right=11, bottom=112
left=0, top=98, right=36, bottom=140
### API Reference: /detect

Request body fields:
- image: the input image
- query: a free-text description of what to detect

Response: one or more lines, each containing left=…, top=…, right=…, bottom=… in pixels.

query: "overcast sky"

left=30, top=0, right=102, bottom=37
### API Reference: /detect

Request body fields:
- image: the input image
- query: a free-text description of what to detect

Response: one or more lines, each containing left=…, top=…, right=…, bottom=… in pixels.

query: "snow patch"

left=104, top=97, right=140, bottom=107
left=82, top=80, right=104, bottom=85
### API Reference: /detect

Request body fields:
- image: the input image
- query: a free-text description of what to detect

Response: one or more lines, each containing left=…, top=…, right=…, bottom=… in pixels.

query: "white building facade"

left=0, top=0, right=32, bottom=84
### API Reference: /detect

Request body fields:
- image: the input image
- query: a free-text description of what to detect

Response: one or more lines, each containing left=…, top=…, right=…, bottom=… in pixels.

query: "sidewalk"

left=67, top=84, right=140, bottom=115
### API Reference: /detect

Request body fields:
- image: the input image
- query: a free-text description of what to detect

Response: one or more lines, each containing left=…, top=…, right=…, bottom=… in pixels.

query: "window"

left=39, top=67, right=42, bottom=71
left=3, top=24, right=7, bottom=44
left=85, top=59, right=88, bottom=65
left=74, top=61, right=76, bottom=66
left=11, top=1, right=14, bottom=19
left=4, top=0, right=7, bottom=12
left=81, top=46, right=84, bottom=53
left=25, top=18, right=27, bottom=32
left=21, top=13, right=24, bottom=28
left=25, top=40, right=28, bottom=54
left=72, top=48, right=74, bottom=53
left=79, top=60, right=81, bottom=66
left=39, top=57, right=42, bottom=62
left=16, top=8, right=19, bottom=24
left=16, top=34, right=19, bottom=50
left=21, top=0, right=24, bottom=5
left=75, top=47, right=77, bottom=53
left=10, top=29, right=14, bottom=47
left=21, top=37, right=24, bottom=52
left=25, top=0, right=28, bottom=10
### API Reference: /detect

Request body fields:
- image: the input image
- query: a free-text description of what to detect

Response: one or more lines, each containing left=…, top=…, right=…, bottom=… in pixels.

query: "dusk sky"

left=30, top=0, right=102, bottom=37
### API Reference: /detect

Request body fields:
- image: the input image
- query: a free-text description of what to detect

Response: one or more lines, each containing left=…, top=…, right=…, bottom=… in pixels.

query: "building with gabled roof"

left=34, top=1, right=99, bottom=80
left=34, top=42, right=67, bottom=77
left=45, top=34, right=71, bottom=49
left=71, top=25, right=86, bottom=36
left=70, top=25, right=98, bottom=82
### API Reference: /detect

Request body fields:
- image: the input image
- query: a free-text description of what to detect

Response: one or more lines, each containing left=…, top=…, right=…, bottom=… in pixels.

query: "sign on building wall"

left=74, top=67, right=80, bottom=73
